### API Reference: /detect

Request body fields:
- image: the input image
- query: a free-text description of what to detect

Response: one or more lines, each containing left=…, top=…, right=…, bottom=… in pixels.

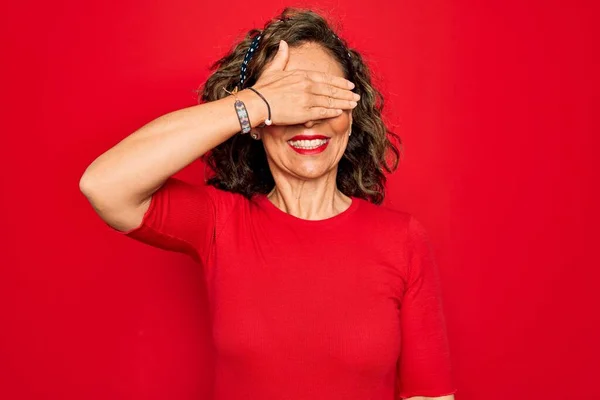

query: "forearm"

left=80, top=89, right=265, bottom=207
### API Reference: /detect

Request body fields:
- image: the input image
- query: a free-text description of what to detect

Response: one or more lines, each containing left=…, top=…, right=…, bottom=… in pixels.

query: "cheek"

left=260, top=127, right=286, bottom=158
left=330, top=112, right=352, bottom=134
left=260, top=126, right=285, bottom=141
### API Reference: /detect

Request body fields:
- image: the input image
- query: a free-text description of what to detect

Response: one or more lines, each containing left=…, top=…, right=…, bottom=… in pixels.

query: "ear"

left=250, top=127, right=263, bottom=141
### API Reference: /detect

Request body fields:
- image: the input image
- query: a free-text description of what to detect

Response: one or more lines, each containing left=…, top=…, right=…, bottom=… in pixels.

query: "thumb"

left=263, top=40, right=289, bottom=73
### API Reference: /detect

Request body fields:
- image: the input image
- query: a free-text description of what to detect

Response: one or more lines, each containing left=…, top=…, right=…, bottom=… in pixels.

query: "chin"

left=289, top=162, right=334, bottom=180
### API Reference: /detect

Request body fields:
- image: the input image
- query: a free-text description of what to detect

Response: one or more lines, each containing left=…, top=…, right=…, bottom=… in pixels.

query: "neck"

left=267, top=169, right=352, bottom=220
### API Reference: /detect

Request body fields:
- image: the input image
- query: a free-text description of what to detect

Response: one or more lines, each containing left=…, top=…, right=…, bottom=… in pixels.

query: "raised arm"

left=79, top=89, right=267, bottom=232
left=79, top=40, right=358, bottom=232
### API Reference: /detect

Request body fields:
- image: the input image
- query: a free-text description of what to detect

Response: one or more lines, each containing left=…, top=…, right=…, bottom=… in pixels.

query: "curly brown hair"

left=198, top=7, right=400, bottom=205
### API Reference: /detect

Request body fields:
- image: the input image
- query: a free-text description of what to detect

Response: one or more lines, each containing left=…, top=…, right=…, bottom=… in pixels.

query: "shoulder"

left=354, top=198, right=414, bottom=232
left=202, top=184, right=251, bottom=225
left=353, top=199, right=433, bottom=251
left=203, top=183, right=247, bottom=205
left=349, top=200, right=437, bottom=283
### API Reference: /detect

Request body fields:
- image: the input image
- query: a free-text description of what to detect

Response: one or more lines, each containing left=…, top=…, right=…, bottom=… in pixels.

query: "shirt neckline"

left=254, top=194, right=361, bottom=227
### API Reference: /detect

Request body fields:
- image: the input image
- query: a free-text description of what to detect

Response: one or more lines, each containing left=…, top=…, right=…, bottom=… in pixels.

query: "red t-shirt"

left=124, top=178, right=456, bottom=400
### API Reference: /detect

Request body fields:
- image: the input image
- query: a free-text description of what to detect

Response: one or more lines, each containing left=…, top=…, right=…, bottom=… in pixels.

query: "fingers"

left=309, top=108, right=344, bottom=120
left=310, top=82, right=361, bottom=102
left=310, top=95, right=358, bottom=110
left=262, top=40, right=289, bottom=73
left=304, top=70, right=355, bottom=89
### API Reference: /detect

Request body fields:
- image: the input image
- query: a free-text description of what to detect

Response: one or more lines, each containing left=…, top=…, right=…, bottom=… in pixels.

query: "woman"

left=80, top=8, right=456, bottom=400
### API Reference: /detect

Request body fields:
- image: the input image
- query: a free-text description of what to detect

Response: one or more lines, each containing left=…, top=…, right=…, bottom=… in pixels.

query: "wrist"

left=238, top=88, right=268, bottom=128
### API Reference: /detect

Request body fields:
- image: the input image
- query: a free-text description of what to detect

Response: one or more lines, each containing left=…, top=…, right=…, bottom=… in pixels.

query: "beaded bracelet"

left=224, top=87, right=251, bottom=134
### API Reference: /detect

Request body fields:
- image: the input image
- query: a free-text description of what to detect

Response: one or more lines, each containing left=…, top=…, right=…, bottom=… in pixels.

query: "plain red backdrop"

left=1, top=0, right=598, bottom=399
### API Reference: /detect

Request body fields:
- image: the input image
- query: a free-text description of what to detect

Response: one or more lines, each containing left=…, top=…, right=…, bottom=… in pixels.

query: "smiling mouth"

left=287, top=138, right=330, bottom=150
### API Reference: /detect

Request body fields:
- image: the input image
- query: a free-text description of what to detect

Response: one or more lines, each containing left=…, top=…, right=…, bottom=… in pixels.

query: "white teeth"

left=288, top=138, right=328, bottom=149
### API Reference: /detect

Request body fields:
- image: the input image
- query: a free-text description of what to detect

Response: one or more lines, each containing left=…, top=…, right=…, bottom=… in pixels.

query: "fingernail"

left=353, top=93, right=360, bottom=100
left=350, top=101, right=357, bottom=107
left=348, top=81, right=355, bottom=89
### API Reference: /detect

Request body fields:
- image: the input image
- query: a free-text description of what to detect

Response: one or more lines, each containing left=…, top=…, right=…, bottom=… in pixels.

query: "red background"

left=1, top=0, right=598, bottom=399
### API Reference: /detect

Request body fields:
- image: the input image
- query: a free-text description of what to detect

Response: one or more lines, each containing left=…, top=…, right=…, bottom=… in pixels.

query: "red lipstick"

left=289, top=135, right=329, bottom=141
left=287, top=135, right=330, bottom=155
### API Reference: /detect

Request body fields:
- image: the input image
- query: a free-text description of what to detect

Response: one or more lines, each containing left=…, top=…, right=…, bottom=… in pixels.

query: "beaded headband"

left=237, top=27, right=353, bottom=90
left=239, top=34, right=262, bottom=89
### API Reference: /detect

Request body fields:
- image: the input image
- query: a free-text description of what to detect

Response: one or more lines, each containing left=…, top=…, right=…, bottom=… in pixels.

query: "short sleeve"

left=122, top=177, right=218, bottom=264
left=397, top=216, right=457, bottom=399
